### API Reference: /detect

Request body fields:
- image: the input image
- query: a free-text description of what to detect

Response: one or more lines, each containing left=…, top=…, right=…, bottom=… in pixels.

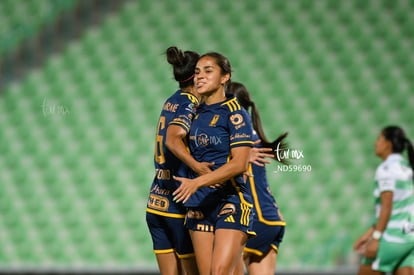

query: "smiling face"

left=194, top=56, right=230, bottom=99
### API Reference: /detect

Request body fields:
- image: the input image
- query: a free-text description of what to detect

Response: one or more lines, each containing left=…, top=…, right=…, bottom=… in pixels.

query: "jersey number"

left=154, top=116, right=166, bottom=164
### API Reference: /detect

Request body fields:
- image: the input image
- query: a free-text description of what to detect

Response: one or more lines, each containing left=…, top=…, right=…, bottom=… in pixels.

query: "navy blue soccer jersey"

left=244, top=126, right=285, bottom=256
left=247, top=131, right=285, bottom=225
left=184, top=96, right=254, bottom=207
left=147, top=90, right=198, bottom=217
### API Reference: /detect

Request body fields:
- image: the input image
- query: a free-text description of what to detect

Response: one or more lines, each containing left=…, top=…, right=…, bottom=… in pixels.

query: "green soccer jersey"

left=373, top=153, right=414, bottom=243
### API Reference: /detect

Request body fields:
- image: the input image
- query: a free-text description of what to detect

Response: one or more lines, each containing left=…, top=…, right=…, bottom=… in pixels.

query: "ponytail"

left=382, top=125, right=414, bottom=179
left=165, top=46, right=199, bottom=88
left=250, top=102, right=289, bottom=165
left=405, top=138, right=414, bottom=174
left=227, top=82, right=289, bottom=165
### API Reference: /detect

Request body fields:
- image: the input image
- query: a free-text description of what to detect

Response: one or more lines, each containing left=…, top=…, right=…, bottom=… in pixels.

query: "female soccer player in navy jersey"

left=146, top=46, right=213, bottom=275
left=173, top=52, right=255, bottom=275
left=228, top=82, right=287, bottom=275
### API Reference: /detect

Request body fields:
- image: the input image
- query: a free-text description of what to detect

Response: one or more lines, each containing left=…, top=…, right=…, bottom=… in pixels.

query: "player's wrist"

left=194, top=177, right=204, bottom=189
left=371, top=230, right=382, bottom=240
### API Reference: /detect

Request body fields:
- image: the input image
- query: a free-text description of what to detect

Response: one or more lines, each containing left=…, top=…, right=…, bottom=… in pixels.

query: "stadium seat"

left=0, top=0, right=413, bottom=271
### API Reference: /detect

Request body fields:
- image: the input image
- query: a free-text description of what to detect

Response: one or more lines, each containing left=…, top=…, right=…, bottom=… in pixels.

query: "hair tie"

left=179, top=74, right=194, bottom=83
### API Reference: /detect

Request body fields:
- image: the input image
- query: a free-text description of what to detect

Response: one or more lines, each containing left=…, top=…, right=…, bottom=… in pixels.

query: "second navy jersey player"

left=147, top=90, right=198, bottom=216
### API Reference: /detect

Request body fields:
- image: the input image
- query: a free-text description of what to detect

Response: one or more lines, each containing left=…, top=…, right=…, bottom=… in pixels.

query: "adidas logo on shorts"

left=224, top=215, right=235, bottom=223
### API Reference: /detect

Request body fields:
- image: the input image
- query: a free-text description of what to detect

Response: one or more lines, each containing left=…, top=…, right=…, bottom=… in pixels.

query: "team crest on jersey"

left=230, top=114, right=243, bottom=125
left=209, top=115, right=220, bottom=127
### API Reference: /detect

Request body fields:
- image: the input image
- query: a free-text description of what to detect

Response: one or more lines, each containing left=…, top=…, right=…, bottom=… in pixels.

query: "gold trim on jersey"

left=180, top=92, right=199, bottom=104
left=247, top=164, right=286, bottom=226
left=146, top=207, right=186, bottom=218
left=230, top=140, right=255, bottom=147
left=229, top=177, right=254, bottom=227
left=240, top=201, right=252, bottom=226
left=221, top=97, right=241, bottom=112
left=169, top=120, right=190, bottom=132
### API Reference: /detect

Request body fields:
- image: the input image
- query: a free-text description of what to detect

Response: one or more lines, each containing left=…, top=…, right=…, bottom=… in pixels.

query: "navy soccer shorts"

left=146, top=212, right=195, bottom=258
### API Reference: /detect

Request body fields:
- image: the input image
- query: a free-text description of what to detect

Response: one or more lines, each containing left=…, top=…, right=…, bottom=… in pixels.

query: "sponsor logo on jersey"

left=196, top=224, right=214, bottom=232
left=148, top=194, right=169, bottom=211
left=196, top=133, right=209, bottom=147
left=230, top=133, right=251, bottom=140
left=193, top=129, right=222, bottom=147
left=230, top=114, right=243, bottom=125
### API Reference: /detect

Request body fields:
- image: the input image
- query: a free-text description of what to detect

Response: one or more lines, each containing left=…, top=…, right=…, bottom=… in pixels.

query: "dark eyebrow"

left=195, top=65, right=216, bottom=72
left=197, top=65, right=214, bottom=70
